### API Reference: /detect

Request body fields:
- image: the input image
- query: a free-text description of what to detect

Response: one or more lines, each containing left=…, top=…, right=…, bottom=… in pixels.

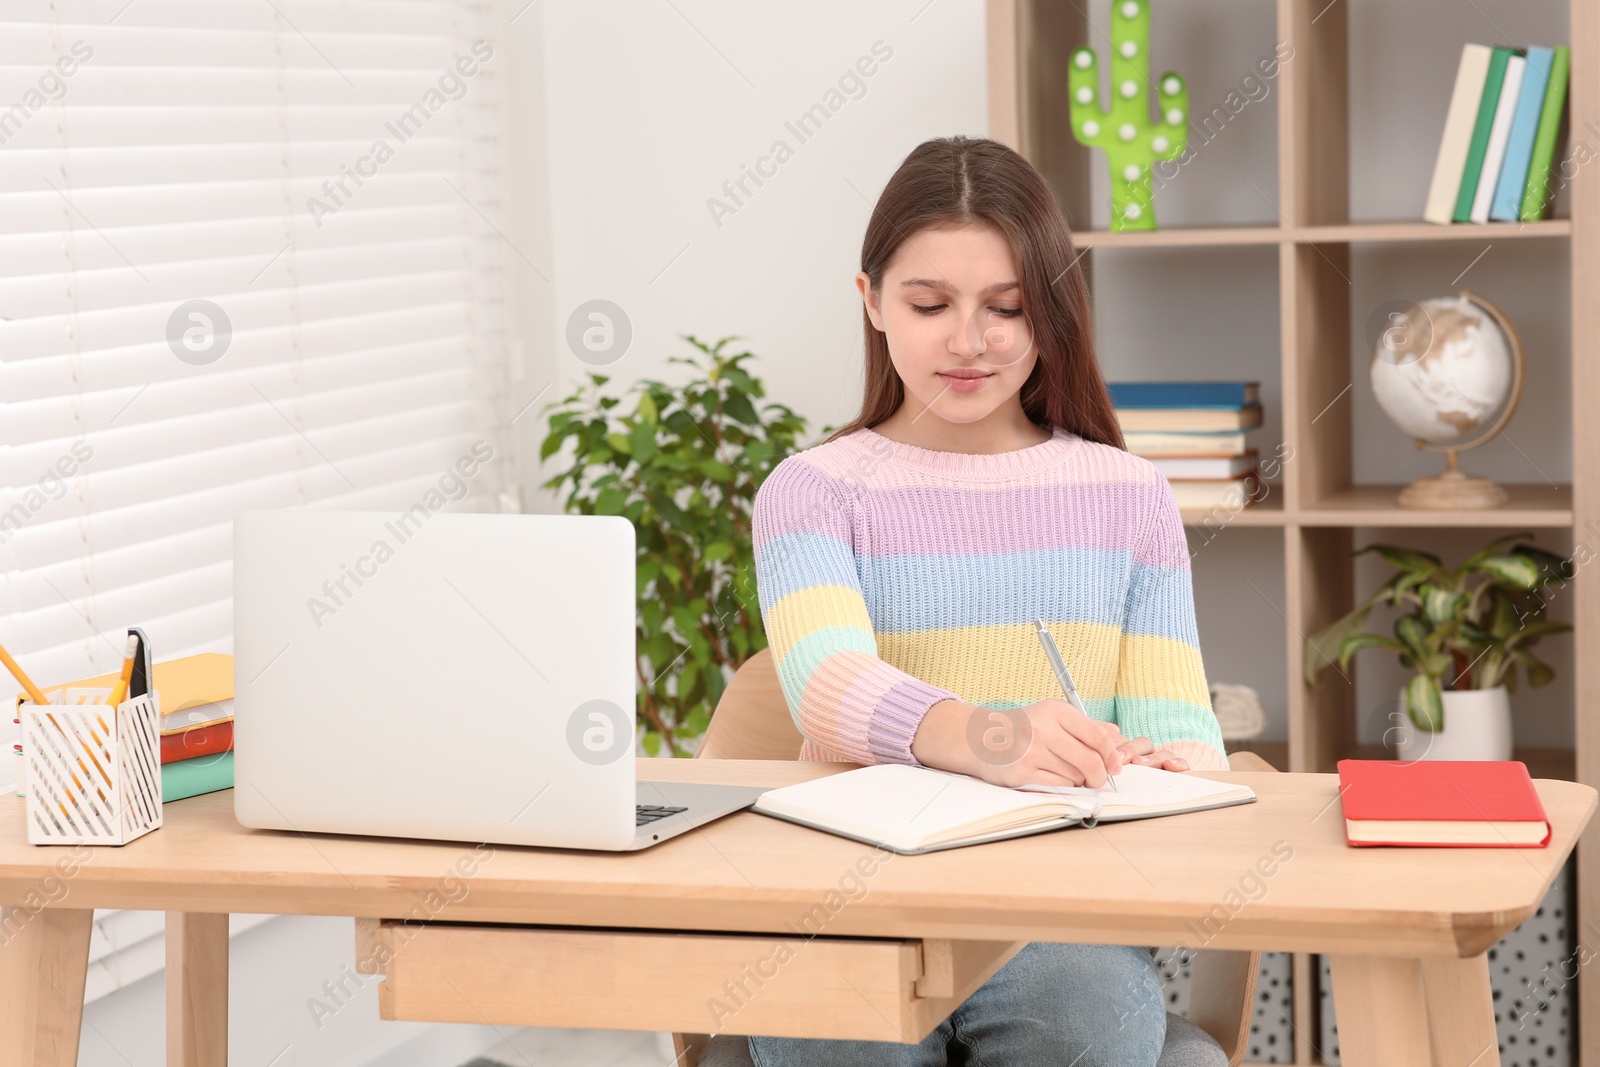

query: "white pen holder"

left=20, top=687, right=163, bottom=846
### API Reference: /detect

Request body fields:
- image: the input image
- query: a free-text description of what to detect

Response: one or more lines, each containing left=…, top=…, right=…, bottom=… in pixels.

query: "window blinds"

left=0, top=0, right=517, bottom=757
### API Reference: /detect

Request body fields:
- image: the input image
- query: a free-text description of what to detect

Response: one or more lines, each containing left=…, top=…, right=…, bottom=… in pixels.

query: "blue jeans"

left=746, top=941, right=1167, bottom=1067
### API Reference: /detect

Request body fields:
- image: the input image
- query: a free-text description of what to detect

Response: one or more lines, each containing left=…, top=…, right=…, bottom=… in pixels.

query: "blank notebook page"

left=1019, top=762, right=1251, bottom=814
left=758, top=764, right=1094, bottom=837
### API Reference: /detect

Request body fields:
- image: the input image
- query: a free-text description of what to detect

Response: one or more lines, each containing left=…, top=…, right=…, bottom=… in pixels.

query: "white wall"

left=515, top=0, right=990, bottom=514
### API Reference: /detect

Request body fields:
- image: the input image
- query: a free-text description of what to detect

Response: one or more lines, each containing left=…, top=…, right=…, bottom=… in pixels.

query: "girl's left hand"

left=1116, top=735, right=1189, bottom=772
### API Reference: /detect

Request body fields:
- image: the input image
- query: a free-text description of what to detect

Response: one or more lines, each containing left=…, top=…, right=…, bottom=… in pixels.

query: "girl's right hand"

left=912, top=698, right=1127, bottom=788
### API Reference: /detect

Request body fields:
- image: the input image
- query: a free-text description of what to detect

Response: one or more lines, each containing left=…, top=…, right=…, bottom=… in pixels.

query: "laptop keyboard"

left=636, top=804, right=689, bottom=826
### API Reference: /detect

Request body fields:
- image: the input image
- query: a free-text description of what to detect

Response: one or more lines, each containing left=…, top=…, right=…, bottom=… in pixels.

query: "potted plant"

left=538, top=334, right=815, bottom=755
left=1304, top=534, right=1571, bottom=761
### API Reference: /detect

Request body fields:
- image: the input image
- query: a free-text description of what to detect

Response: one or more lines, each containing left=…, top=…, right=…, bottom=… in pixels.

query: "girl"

left=744, top=135, right=1229, bottom=1066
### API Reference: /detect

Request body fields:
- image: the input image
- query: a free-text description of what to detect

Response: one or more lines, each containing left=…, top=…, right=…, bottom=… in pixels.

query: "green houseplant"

left=538, top=334, right=815, bottom=755
left=1303, top=534, right=1571, bottom=749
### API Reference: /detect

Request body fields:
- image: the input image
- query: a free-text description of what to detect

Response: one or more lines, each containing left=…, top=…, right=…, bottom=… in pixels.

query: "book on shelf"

left=1116, top=405, right=1263, bottom=433
left=1150, top=451, right=1258, bottom=480
left=1470, top=51, right=1526, bottom=223
left=1168, top=471, right=1263, bottom=512
left=1425, top=44, right=1493, bottom=224
left=1123, top=430, right=1250, bottom=457
left=1107, top=381, right=1260, bottom=409
left=1519, top=45, right=1570, bottom=222
left=1428, top=41, right=1569, bottom=225
left=1453, top=45, right=1515, bottom=222
left=751, top=763, right=1256, bottom=856
left=1489, top=46, right=1553, bottom=221
left=1337, top=759, right=1551, bottom=847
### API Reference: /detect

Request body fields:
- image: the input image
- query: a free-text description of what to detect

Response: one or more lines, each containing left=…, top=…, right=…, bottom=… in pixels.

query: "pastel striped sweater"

left=751, top=424, right=1229, bottom=773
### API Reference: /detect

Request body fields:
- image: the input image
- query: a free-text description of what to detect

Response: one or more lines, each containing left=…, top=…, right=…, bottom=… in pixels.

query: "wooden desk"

left=1, top=759, right=1593, bottom=1067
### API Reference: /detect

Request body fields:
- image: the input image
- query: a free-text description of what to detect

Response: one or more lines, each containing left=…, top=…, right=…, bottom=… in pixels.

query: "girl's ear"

left=855, top=271, right=885, bottom=332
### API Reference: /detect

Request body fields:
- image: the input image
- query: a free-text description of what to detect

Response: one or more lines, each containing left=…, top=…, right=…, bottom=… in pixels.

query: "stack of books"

left=12, top=652, right=235, bottom=803
left=156, top=653, right=236, bottom=803
left=1109, top=381, right=1264, bottom=512
left=1424, top=43, right=1570, bottom=224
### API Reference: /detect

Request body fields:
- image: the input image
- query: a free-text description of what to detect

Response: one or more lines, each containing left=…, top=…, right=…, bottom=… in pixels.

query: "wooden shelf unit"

left=1179, top=483, right=1573, bottom=528
left=988, top=0, right=1598, bottom=1064
left=1070, top=218, right=1574, bottom=248
left=1300, top=483, right=1574, bottom=527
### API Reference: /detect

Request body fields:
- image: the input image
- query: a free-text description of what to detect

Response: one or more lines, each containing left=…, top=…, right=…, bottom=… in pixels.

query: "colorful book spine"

left=1106, top=381, right=1258, bottom=408
left=1520, top=45, right=1571, bottom=221
left=161, top=751, right=234, bottom=803
left=1470, top=52, right=1525, bottom=223
left=1453, top=46, right=1514, bottom=222
left=1425, top=44, right=1494, bottom=224
left=1490, top=47, right=1554, bottom=221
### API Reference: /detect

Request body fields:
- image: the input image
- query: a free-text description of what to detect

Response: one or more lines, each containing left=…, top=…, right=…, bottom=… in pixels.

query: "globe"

left=1367, top=290, right=1524, bottom=509
left=1370, top=293, right=1514, bottom=444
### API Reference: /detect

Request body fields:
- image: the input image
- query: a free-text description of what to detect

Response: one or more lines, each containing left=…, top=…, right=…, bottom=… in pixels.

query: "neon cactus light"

left=1067, top=0, right=1189, bottom=231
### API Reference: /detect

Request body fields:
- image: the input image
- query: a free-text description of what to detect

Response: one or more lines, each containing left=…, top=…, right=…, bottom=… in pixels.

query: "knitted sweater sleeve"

left=752, top=457, right=965, bottom=765
left=1113, top=475, right=1230, bottom=772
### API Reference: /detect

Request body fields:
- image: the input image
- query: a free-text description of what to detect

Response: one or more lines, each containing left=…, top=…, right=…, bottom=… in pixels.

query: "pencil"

left=0, top=641, right=51, bottom=706
left=106, top=632, right=138, bottom=709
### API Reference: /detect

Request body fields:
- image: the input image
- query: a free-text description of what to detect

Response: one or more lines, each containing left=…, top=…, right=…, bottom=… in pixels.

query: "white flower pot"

left=1391, top=685, right=1512, bottom=761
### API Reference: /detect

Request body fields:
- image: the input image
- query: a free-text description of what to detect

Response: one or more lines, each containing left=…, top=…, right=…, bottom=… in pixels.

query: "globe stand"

left=1390, top=289, right=1524, bottom=512
left=1398, top=449, right=1509, bottom=510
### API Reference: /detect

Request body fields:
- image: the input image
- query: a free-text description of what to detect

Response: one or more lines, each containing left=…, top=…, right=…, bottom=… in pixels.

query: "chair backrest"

left=1223, top=750, right=1274, bottom=773
left=698, top=649, right=1279, bottom=778
left=695, top=648, right=801, bottom=761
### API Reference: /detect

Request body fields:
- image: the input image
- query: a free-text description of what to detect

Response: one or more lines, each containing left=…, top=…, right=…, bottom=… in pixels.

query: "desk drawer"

left=355, top=918, right=1022, bottom=1042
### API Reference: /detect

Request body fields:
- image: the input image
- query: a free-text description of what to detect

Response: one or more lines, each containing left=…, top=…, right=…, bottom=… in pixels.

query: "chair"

left=673, top=648, right=1270, bottom=1067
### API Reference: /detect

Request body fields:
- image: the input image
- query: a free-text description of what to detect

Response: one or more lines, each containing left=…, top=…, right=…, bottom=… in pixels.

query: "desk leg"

left=0, top=905, right=93, bottom=1067
left=1327, top=954, right=1431, bottom=1067
left=1421, top=954, right=1500, bottom=1067
left=166, top=912, right=228, bottom=1067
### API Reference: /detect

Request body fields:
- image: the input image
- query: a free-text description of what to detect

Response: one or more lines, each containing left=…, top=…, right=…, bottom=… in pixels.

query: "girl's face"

left=857, top=222, right=1037, bottom=429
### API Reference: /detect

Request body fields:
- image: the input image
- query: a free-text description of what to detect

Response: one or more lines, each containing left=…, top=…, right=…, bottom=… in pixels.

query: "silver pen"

left=1032, top=618, right=1118, bottom=791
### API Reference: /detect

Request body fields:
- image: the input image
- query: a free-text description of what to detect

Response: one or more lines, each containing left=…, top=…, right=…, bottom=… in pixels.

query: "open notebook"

left=752, top=763, right=1257, bottom=855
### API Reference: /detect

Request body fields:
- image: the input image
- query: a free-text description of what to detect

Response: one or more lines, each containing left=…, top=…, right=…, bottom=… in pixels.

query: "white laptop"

left=232, top=509, right=766, bottom=850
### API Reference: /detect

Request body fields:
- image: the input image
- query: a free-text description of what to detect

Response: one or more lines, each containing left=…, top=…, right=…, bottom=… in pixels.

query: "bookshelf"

left=1069, top=218, right=1575, bottom=248
left=987, top=1, right=1598, bottom=1064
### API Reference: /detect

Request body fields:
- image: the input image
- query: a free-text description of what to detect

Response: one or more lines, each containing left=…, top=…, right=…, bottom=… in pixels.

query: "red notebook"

left=1336, top=759, right=1551, bottom=848
left=160, top=720, right=234, bottom=765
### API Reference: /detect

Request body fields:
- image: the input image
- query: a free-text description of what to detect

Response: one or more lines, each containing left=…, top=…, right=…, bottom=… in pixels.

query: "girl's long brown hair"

left=824, top=135, right=1124, bottom=451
